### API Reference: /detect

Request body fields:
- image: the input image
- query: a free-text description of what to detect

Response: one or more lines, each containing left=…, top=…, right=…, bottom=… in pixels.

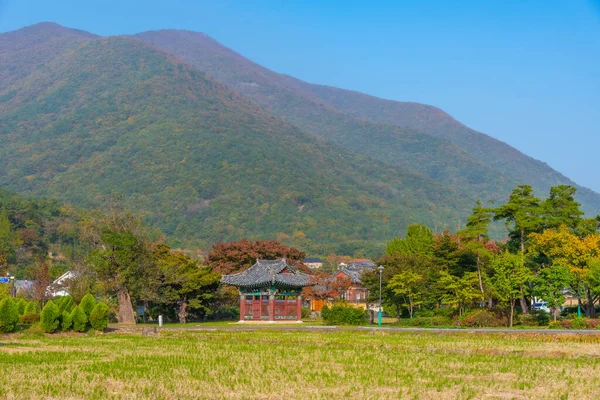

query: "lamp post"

left=378, top=265, right=384, bottom=326
left=9, top=276, right=15, bottom=297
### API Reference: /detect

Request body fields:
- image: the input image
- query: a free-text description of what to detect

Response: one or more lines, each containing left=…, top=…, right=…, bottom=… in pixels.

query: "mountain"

left=136, top=29, right=600, bottom=215
left=0, top=23, right=470, bottom=255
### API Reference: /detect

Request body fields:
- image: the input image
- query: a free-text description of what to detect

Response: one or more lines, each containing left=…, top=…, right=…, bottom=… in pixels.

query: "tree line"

left=359, top=184, right=600, bottom=326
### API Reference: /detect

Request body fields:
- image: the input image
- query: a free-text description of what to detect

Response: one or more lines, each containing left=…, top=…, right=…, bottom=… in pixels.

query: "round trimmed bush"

left=79, top=294, right=97, bottom=317
left=89, top=302, right=110, bottom=331
left=0, top=297, right=20, bottom=333
left=57, top=296, right=75, bottom=314
left=71, top=305, right=88, bottom=332
left=24, top=301, right=38, bottom=315
left=40, top=301, right=60, bottom=333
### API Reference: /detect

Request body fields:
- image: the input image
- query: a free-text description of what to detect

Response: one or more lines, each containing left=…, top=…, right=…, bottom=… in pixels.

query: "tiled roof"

left=221, top=258, right=311, bottom=288
left=337, top=262, right=375, bottom=284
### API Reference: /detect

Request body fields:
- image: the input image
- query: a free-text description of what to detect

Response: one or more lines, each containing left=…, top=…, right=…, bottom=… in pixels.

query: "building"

left=221, top=258, right=311, bottom=322
left=46, top=271, right=76, bottom=298
left=303, top=258, right=323, bottom=269
left=335, top=260, right=375, bottom=308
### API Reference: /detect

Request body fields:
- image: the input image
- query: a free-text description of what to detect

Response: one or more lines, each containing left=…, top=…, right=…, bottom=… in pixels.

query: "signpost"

left=0, top=277, right=9, bottom=283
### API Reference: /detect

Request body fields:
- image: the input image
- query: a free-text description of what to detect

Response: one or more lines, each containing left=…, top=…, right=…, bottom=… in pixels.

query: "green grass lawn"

left=1, top=328, right=600, bottom=399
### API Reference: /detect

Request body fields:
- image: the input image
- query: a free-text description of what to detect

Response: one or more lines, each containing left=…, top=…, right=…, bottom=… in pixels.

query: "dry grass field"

left=1, top=328, right=600, bottom=399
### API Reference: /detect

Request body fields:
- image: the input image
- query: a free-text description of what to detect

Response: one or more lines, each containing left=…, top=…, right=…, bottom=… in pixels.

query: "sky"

left=1, top=0, right=599, bottom=191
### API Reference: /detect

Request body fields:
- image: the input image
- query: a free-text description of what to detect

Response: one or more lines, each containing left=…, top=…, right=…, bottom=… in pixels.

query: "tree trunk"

left=586, top=287, right=596, bottom=317
left=178, top=297, right=188, bottom=324
left=509, top=300, right=515, bottom=328
left=476, top=250, right=485, bottom=308
left=117, top=289, right=136, bottom=324
left=552, top=307, right=559, bottom=322
left=519, top=286, right=528, bottom=314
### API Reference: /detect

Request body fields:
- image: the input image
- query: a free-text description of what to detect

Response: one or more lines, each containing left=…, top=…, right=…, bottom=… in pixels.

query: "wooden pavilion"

left=221, top=258, right=310, bottom=322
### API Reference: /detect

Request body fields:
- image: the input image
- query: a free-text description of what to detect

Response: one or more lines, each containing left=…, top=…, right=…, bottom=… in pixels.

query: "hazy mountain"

left=0, top=23, right=470, bottom=254
left=137, top=29, right=600, bottom=214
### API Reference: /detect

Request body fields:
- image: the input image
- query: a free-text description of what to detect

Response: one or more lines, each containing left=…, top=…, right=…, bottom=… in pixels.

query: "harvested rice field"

left=1, top=328, right=600, bottom=399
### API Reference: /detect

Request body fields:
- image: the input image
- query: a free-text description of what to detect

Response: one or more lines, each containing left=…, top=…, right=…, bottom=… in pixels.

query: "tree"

left=302, top=272, right=352, bottom=304
left=207, top=239, right=305, bottom=275
left=533, top=263, right=573, bottom=321
left=90, top=229, right=153, bottom=324
left=437, top=271, right=481, bottom=316
left=530, top=227, right=600, bottom=317
left=490, top=252, right=531, bottom=327
left=494, top=184, right=542, bottom=254
left=32, top=258, right=53, bottom=305
left=153, top=244, right=220, bottom=324
left=540, top=185, right=584, bottom=233
left=386, top=224, right=433, bottom=256
left=459, top=200, right=494, bottom=305
left=388, top=270, right=424, bottom=318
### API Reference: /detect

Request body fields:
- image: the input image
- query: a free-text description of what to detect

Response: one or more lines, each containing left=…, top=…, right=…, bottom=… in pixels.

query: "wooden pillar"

left=296, top=295, right=302, bottom=320
left=239, top=293, right=245, bottom=321
left=269, top=293, right=275, bottom=321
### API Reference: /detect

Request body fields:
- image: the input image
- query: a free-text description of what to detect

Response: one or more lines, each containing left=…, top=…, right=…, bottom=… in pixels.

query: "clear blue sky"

left=1, top=0, right=599, bottom=191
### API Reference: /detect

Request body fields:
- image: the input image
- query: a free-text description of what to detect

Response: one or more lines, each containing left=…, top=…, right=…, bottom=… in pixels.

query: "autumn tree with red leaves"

left=302, top=272, right=351, bottom=302
left=207, top=239, right=306, bottom=275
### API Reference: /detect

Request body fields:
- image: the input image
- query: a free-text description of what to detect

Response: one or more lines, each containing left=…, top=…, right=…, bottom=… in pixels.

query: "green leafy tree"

left=0, top=297, right=19, bottom=333
left=40, top=300, right=60, bottom=333
left=540, top=185, right=584, bottom=233
left=494, top=184, right=542, bottom=254
left=437, top=271, right=481, bottom=316
left=533, top=263, right=573, bottom=321
left=459, top=200, right=494, bottom=305
left=490, top=252, right=531, bottom=327
left=153, top=244, right=221, bottom=324
left=388, top=270, right=424, bottom=318
left=79, top=294, right=97, bottom=317
left=71, top=305, right=88, bottom=332
left=90, top=229, right=152, bottom=324
left=386, top=224, right=433, bottom=256
left=89, top=302, right=111, bottom=331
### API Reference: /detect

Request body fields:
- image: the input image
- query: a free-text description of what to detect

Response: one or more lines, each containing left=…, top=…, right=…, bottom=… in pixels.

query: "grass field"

left=1, top=328, right=600, bottom=399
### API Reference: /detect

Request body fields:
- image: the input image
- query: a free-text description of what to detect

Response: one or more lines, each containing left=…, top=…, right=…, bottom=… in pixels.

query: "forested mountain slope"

left=0, top=25, right=470, bottom=254
left=137, top=29, right=600, bottom=214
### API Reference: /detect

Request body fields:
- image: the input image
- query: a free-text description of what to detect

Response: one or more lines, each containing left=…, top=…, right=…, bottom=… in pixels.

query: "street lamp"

left=378, top=265, right=384, bottom=326
left=9, top=276, right=15, bottom=297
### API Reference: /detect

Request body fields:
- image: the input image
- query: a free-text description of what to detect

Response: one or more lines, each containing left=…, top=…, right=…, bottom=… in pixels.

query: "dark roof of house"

left=304, top=258, right=323, bottom=263
left=337, top=262, right=375, bottom=284
left=346, top=260, right=376, bottom=269
left=221, top=258, right=311, bottom=289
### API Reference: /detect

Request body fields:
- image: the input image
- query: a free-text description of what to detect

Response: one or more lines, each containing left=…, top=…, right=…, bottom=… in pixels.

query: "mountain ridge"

left=0, top=26, right=471, bottom=255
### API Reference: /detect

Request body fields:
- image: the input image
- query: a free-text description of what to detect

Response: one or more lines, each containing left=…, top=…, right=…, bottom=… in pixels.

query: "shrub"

left=456, top=310, right=508, bottom=328
left=40, top=301, right=60, bottom=333
left=79, top=294, right=97, bottom=318
left=414, top=308, right=455, bottom=318
left=17, top=298, right=28, bottom=315
left=321, top=303, right=369, bottom=326
left=24, top=301, right=38, bottom=315
left=20, top=312, right=40, bottom=324
left=57, top=296, right=75, bottom=314
left=61, top=310, right=73, bottom=331
left=0, top=297, right=20, bottom=333
left=71, top=305, right=88, bottom=332
left=517, top=311, right=549, bottom=327
left=301, top=307, right=311, bottom=319
left=548, top=318, right=600, bottom=329
left=89, top=302, right=110, bottom=331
